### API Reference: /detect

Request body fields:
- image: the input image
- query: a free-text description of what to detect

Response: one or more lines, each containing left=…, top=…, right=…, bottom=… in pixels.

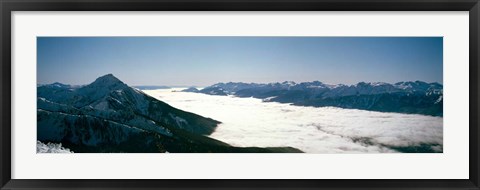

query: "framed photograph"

left=1, top=0, right=479, bottom=189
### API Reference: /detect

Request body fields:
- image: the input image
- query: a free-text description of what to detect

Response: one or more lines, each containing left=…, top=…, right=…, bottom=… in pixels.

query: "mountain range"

left=183, top=80, right=443, bottom=116
left=37, top=74, right=302, bottom=153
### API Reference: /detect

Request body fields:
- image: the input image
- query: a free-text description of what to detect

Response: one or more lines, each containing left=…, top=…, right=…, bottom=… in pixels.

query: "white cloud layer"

left=144, top=89, right=443, bottom=153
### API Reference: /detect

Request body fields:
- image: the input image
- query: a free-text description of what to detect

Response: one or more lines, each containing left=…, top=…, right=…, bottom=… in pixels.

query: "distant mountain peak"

left=282, top=81, right=296, bottom=86
left=37, top=82, right=72, bottom=89
left=49, top=82, right=70, bottom=88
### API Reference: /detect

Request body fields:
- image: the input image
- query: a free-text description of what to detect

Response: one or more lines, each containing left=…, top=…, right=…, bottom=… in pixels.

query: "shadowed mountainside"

left=37, top=74, right=302, bottom=153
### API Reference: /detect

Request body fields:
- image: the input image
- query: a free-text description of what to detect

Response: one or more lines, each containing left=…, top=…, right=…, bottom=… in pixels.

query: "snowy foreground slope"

left=37, top=141, right=73, bottom=153
left=37, top=74, right=300, bottom=153
left=145, top=89, right=443, bottom=153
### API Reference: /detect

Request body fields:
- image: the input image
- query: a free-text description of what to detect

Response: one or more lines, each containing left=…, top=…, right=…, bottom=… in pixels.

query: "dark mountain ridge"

left=37, top=74, right=301, bottom=153
left=183, top=80, right=443, bottom=116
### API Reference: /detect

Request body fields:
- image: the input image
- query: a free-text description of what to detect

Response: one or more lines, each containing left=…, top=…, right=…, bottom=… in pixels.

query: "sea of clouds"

left=144, top=88, right=443, bottom=153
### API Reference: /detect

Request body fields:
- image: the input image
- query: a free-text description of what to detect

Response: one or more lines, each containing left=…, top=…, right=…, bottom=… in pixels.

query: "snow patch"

left=263, top=96, right=277, bottom=101
left=37, top=141, right=73, bottom=153
left=169, top=113, right=188, bottom=127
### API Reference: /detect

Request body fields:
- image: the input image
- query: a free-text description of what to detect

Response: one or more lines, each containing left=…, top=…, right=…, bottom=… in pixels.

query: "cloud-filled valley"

left=144, top=88, right=443, bottom=153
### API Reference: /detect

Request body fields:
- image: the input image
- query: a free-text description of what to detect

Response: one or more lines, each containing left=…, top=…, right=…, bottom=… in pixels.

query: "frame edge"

left=470, top=0, right=480, bottom=187
left=1, top=0, right=480, bottom=189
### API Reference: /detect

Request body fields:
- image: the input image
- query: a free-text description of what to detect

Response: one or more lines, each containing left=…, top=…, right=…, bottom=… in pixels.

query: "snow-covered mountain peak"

left=79, top=74, right=131, bottom=96
left=42, top=82, right=71, bottom=89
left=51, top=82, right=69, bottom=88
left=394, top=81, right=442, bottom=93
left=282, top=81, right=297, bottom=86
left=355, top=82, right=372, bottom=87
left=65, top=74, right=135, bottom=108
left=370, top=82, right=389, bottom=86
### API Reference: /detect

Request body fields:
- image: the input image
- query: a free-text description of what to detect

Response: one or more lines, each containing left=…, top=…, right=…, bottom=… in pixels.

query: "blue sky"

left=37, top=37, right=442, bottom=86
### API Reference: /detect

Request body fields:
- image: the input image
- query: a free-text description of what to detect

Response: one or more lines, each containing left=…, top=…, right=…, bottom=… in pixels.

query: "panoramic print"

left=37, top=37, right=443, bottom=153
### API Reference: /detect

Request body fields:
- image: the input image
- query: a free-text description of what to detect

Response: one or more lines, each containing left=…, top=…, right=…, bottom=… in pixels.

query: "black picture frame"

left=1, top=0, right=479, bottom=189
